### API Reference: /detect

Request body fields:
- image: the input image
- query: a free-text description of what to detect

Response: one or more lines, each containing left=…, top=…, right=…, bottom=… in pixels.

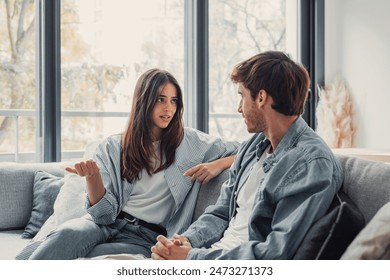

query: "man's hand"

left=151, top=234, right=192, bottom=260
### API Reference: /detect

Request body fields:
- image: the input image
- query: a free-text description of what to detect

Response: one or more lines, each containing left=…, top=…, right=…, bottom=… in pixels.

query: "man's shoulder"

left=297, top=131, right=335, bottom=160
left=279, top=133, right=342, bottom=182
left=281, top=118, right=334, bottom=160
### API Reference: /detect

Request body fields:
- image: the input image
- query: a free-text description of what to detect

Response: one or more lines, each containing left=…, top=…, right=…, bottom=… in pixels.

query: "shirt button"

left=172, top=183, right=176, bottom=187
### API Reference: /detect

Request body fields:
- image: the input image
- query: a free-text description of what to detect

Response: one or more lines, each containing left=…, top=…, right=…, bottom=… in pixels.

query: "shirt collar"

left=261, top=116, right=308, bottom=172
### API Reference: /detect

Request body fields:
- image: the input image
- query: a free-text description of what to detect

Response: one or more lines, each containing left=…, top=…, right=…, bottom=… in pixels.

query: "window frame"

left=184, top=0, right=209, bottom=132
left=36, top=0, right=61, bottom=162
left=299, top=0, right=324, bottom=130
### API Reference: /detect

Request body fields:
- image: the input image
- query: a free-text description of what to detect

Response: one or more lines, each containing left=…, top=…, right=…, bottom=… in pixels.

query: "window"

left=60, top=0, right=184, bottom=161
left=0, top=0, right=36, bottom=162
left=208, top=0, right=297, bottom=142
left=1, top=0, right=306, bottom=162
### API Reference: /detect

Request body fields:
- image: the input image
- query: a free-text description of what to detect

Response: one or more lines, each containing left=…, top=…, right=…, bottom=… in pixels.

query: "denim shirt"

left=184, top=117, right=344, bottom=260
left=85, top=127, right=239, bottom=237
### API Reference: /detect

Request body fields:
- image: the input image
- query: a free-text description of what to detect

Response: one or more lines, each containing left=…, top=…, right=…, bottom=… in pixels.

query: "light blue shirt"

left=85, top=127, right=239, bottom=237
left=184, top=117, right=344, bottom=259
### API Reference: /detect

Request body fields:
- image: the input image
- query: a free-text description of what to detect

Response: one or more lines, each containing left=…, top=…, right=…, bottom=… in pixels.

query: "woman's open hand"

left=65, top=160, right=100, bottom=179
left=66, top=160, right=105, bottom=205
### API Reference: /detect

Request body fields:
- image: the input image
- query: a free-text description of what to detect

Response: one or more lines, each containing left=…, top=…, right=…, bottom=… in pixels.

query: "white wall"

left=325, top=0, right=390, bottom=150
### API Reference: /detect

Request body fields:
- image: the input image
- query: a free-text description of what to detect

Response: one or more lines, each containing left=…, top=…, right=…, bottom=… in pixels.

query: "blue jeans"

left=16, top=215, right=159, bottom=260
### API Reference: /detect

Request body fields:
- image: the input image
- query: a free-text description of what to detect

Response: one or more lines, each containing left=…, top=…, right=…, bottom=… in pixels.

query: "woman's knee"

left=51, top=217, right=100, bottom=240
left=29, top=218, right=106, bottom=259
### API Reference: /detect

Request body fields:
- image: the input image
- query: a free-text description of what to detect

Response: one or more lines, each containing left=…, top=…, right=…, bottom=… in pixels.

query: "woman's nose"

left=164, top=102, right=173, bottom=111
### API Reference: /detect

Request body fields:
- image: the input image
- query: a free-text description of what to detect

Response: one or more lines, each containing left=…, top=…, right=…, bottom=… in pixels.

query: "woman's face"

left=150, top=82, right=178, bottom=141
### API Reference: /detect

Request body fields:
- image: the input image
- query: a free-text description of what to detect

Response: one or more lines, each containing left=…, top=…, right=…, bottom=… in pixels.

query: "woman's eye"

left=171, top=99, right=178, bottom=104
left=156, top=97, right=164, bottom=103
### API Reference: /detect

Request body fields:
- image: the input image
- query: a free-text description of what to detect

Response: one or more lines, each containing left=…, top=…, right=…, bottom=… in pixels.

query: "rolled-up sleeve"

left=85, top=137, right=123, bottom=225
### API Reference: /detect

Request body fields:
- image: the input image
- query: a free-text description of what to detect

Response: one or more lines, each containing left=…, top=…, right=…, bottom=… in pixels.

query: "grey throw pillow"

left=293, top=191, right=365, bottom=259
left=21, top=171, right=64, bottom=239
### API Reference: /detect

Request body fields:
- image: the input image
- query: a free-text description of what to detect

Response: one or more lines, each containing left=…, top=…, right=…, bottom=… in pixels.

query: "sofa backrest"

left=192, top=169, right=229, bottom=222
left=2, top=154, right=389, bottom=230
left=0, top=162, right=67, bottom=230
left=192, top=155, right=390, bottom=225
left=336, top=154, right=390, bottom=223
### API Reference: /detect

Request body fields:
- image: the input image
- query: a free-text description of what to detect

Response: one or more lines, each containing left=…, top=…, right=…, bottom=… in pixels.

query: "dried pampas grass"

left=316, top=79, right=356, bottom=148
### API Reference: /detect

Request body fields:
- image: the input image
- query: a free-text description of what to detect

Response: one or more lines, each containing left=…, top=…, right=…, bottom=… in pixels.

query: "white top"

left=122, top=141, right=175, bottom=226
left=211, top=145, right=271, bottom=250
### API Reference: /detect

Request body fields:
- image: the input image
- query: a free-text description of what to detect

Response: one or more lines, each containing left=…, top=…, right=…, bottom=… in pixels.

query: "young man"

left=151, top=51, right=343, bottom=260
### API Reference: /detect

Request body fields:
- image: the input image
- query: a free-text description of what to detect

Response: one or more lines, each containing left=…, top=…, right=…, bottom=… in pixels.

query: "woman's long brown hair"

left=121, top=69, right=184, bottom=183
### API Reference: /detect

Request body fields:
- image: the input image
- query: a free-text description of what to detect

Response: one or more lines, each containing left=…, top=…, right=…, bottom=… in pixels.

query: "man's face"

left=237, top=83, right=265, bottom=133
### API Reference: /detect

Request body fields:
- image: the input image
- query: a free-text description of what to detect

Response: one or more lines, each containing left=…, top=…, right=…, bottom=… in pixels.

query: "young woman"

left=16, top=68, right=238, bottom=259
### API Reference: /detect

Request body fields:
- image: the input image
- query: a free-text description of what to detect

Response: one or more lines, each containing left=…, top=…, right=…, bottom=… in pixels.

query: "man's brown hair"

left=230, top=51, right=310, bottom=116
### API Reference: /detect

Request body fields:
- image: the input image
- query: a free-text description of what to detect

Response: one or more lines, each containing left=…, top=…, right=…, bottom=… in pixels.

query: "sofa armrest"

left=0, top=162, right=67, bottom=231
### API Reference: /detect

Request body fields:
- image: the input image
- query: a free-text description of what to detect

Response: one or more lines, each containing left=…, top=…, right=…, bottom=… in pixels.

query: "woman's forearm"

left=86, top=172, right=106, bottom=205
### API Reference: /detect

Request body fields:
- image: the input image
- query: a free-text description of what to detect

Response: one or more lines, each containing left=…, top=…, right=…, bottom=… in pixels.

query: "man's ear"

left=257, top=89, right=267, bottom=105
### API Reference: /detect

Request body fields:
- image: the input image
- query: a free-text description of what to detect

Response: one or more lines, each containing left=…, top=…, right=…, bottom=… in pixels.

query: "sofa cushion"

left=293, top=191, right=365, bottom=259
left=52, top=172, right=87, bottom=226
left=341, top=201, right=390, bottom=259
left=21, top=171, right=64, bottom=239
left=0, top=230, right=31, bottom=260
left=31, top=172, right=88, bottom=241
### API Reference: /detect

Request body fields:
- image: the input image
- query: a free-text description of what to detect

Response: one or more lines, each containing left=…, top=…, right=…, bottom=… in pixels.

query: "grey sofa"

left=1, top=154, right=390, bottom=260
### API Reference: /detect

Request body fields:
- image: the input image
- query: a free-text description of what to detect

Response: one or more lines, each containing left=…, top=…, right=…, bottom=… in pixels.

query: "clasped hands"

left=151, top=234, right=192, bottom=260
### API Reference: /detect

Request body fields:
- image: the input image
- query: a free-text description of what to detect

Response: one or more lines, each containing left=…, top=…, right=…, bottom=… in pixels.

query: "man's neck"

left=265, top=114, right=298, bottom=152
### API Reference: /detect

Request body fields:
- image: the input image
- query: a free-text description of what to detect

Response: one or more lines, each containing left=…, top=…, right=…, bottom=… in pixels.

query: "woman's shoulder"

left=183, top=126, right=200, bottom=136
left=106, top=133, right=122, bottom=144
left=95, top=134, right=122, bottom=153
left=98, top=133, right=120, bottom=145
left=179, top=127, right=211, bottom=150
left=183, top=127, right=217, bottom=141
